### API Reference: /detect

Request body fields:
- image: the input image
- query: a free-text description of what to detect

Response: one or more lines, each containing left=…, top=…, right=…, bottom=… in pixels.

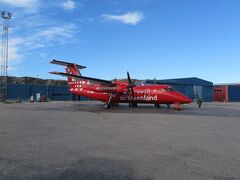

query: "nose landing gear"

left=173, top=102, right=181, bottom=111
left=104, top=103, right=110, bottom=109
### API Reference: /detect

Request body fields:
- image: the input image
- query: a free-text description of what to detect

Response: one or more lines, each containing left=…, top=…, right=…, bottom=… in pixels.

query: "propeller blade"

left=127, top=72, right=135, bottom=98
left=131, top=88, right=135, bottom=98
left=127, top=72, right=135, bottom=87
left=127, top=71, right=132, bottom=84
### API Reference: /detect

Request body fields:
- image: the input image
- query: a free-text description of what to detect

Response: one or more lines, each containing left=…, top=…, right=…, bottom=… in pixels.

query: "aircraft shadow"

left=74, top=103, right=240, bottom=118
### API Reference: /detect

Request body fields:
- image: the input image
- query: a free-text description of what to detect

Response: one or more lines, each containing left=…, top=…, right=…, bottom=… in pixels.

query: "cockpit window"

left=162, top=87, right=174, bottom=92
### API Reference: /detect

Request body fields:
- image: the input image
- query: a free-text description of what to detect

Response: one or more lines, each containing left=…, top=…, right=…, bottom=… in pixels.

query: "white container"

left=36, top=93, right=41, bottom=102
left=30, top=95, right=34, bottom=102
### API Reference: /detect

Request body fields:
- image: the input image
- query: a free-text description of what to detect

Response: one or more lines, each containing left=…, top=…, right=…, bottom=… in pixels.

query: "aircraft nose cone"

left=183, top=96, right=192, bottom=104
left=176, top=93, right=192, bottom=104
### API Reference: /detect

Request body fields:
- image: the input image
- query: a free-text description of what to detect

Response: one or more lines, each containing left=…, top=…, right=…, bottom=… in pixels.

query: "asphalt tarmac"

left=0, top=101, right=240, bottom=180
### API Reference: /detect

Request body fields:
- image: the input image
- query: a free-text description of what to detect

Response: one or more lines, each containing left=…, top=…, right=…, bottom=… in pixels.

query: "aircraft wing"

left=49, top=71, right=115, bottom=86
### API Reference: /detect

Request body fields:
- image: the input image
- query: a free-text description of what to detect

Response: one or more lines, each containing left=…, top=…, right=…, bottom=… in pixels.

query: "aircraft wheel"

left=173, top=102, right=181, bottom=111
left=129, top=102, right=137, bottom=107
left=104, top=103, right=110, bottom=109
left=133, top=102, right=138, bottom=107
left=167, top=104, right=170, bottom=108
left=154, top=104, right=160, bottom=108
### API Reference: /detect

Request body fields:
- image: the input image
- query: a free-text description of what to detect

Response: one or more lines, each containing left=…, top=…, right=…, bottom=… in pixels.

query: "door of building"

left=193, top=86, right=203, bottom=101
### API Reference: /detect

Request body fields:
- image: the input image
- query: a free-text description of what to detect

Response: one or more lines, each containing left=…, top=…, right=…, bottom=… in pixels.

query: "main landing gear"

left=129, top=102, right=138, bottom=107
left=104, top=93, right=114, bottom=109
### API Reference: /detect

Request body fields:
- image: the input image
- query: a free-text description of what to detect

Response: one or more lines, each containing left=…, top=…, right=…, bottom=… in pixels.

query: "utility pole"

left=0, top=11, right=12, bottom=102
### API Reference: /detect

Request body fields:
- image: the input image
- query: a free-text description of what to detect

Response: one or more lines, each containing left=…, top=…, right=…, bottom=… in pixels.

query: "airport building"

left=2, top=76, right=214, bottom=102
left=214, top=84, right=240, bottom=102
left=0, top=76, right=85, bottom=101
left=7, top=84, right=75, bottom=101
left=146, top=77, right=213, bottom=102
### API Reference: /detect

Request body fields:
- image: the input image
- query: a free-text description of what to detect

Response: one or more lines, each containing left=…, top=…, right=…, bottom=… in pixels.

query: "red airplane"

left=49, top=59, right=192, bottom=109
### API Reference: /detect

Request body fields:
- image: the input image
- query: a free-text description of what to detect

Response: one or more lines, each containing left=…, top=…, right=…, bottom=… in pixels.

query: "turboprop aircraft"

left=49, top=59, right=192, bottom=109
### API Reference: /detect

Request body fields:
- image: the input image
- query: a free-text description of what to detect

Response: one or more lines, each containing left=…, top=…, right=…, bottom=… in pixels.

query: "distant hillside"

left=0, top=76, right=67, bottom=86
left=0, top=76, right=147, bottom=86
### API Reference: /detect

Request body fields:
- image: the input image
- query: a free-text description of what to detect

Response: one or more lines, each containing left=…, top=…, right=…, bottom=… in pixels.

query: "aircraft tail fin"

left=50, top=59, right=86, bottom=70
left=49, top=59, right=86, bottom=86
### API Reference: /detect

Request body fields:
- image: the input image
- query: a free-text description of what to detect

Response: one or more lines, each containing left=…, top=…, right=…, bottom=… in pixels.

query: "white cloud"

left=26, top=24, right=77, bottom=49
left=37, top=25, right=75, bottom=40
left=7, top=24, right=77, bottom=72
left=0, top=1, right=80, bottom=74
left=62, top=0, right=75, bottom=10
left=8, top=38, right=24, bottom=70
left=0, top=0, right=39, bottom=11
left=9, top=38, right=24, bottom=46
left=101, top=11, right=144, bottom=25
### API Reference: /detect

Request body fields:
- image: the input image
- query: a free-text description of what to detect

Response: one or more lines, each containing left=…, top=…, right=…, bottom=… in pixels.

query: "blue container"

left=228, top=85, right=240, bottom=102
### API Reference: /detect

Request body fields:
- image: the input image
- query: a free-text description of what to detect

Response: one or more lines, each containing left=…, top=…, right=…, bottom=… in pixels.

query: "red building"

left=214, top=84, right=240, bottom=102
left=214, top=86, right=228, bottom=102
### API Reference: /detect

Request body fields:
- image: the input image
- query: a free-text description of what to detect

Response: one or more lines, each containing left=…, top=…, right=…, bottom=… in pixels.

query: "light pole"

left=1, top=11, right=12, bottom=101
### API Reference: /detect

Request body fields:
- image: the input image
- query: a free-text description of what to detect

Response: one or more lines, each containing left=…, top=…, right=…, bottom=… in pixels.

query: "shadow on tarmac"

left=73, top=103, right=240, bottom=118
left=1, top=157, right=153, bottom=180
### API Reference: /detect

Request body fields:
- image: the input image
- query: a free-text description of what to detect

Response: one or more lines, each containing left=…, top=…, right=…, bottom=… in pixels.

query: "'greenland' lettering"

left=120, top=95, right=158, bottom=101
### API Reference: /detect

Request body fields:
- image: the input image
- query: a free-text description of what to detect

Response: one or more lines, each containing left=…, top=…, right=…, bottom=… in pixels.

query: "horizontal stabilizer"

left=49, top=71, right=115, bottom=85
left=49, top=59, right=86, bottom=69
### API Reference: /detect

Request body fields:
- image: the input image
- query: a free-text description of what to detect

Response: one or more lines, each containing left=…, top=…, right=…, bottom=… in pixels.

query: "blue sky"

left=1, top=0, right=240, bottom=83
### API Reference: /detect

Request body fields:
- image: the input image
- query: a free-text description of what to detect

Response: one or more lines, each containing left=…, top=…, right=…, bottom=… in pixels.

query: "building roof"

left=146, top=77, right=213, bottom=86
left=214, top=83, right=240, bottom=86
